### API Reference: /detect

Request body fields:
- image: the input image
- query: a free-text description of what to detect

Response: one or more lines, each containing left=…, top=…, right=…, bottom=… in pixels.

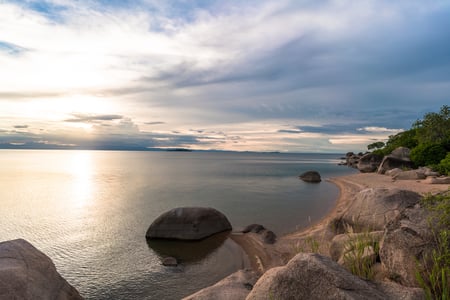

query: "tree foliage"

left=368, top=105, right=450, bottom=171
left=367, top=141, right=385, bottom=151
left=413, top=105, right=450, bottom=145
left=410, top=143, right=447, bottom=167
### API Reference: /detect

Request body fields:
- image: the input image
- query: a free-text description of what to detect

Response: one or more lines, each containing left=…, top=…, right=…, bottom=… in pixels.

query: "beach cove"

left=186, top=172, right=450, bottom=299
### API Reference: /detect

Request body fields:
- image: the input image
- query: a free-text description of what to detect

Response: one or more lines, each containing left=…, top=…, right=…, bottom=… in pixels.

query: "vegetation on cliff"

left=371, top=105, right=450, bottom=175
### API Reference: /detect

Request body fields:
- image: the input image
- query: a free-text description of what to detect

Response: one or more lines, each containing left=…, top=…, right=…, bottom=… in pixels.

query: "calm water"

left=0, top=150, right=356, bottom=299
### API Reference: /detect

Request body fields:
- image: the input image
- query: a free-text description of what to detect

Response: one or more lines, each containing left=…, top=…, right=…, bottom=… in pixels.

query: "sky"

left=0, top=0, right=449, bottom=153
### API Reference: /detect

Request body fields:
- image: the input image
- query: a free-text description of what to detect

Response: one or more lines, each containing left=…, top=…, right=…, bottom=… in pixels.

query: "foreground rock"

left=183, top=269, right=257, bottom=300
left=246, top=253, right=424, bottom=300
left=337, top=188, right=421, bottom=232
left=0, top=239, right=82, bottom=300
left=299, top=171, right=321, bottom=183
left=380, top=205, right=437, bottom=287
left=146, top=207, right=232, bottom=240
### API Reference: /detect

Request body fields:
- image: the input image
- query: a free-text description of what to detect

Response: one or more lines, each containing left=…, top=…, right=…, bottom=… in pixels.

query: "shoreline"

left=230, top=172, right=450, bottom=276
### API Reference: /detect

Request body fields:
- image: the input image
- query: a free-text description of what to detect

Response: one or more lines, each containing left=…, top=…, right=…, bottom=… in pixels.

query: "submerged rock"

left=0, top=239, right=82, bottom=300
left=299, top=171, right=321, bottom=183
left=162, top=257, right=178, bottom=266
left=146, top=207, right=232, bottom=240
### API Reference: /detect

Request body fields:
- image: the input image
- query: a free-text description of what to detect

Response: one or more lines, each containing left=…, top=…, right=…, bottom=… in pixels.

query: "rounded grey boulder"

left=0, top=239, right=82, bottom=300
left=299, top=171, right=321, bottom=183
left=146, top=207, right=232, bottom=240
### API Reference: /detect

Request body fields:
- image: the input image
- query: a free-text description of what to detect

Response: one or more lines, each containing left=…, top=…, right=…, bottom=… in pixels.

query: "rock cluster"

left=341, top=147, right=450, bottom=184
left=241, top=224, right=277, bottom=244
left=184, top=187, right=449, bottom=300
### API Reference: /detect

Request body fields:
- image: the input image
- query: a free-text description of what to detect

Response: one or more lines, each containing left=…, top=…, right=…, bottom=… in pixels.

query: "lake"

left=0, top=150, right=356, bottom=299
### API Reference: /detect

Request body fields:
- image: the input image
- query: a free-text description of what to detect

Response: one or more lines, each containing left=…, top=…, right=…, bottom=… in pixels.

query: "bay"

left=0, top=150, right=356, bottom=299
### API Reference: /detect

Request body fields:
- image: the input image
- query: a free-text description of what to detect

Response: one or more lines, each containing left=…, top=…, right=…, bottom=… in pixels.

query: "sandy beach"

left=230, top=172, right=450, bottom=275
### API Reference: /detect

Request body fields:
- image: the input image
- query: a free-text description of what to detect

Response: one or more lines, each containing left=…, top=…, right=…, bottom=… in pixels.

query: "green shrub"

left=410, top=143, right=447, bottom=167
left=416, top=192, right=450, bottom=299
left=435, top=153, right=450, bottom=176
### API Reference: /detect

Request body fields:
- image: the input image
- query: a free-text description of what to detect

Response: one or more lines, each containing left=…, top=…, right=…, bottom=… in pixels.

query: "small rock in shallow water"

left=242, top=224, right=265, bottom=233
left=162, top=257, right=178, bottom=266
left=299, top=171, right=321, bottom=183
left=262, top=230, right=277, bottom=244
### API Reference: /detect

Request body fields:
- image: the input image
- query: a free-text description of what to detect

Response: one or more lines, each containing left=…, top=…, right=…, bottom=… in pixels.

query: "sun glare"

left=69, top=151, right=94, bottom=208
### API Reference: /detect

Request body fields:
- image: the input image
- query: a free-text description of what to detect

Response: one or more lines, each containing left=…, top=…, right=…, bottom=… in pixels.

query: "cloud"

left=0, top=40, right=27, bottom=55
left=278, top=129, right=302, bottom=134
left=13, top=125, right=29, bottom=129
left=357, top=127, right=403, bottom=134
left=144, top=121, right=166, bottom=125
left=64, top=114, right=124, bottom=123
left=0, top=0, right=449, bottom=152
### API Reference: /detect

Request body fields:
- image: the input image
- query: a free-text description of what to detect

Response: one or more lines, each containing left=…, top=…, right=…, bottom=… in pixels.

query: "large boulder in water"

left=299, top=171, right=321, bottom=183
left=146, top=207, right=232, bottom=240
left=0, top=239, right=82, bottom=300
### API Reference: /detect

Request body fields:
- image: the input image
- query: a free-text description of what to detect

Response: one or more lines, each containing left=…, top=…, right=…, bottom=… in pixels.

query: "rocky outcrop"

left=345, top=152, right=362, bottom=168
left=379, top=205, right=437, bottom=287
left=183, top=269, right=257, bottom=300
left=242, top=224, right=265, bottom=234
left=0, top=239, right=82, bottom=300
left=338, top=188, right=421, bottom=232
left=246, top=253, right=424, bottom=300
left=357, top=153, right=383, bottom=173
left=146, top=207, right=232, bottom=240
left=241, top=224, right=277, bottom=245
left=392, top=170, right=427, bottom=180
left=377, top=147, right=414, bottom=174
left=385, top=168, right=403, bottom=177
left=418, top=167, right=440, bottom=177
left=299, top=171, right=321, bottom=183
left=423, top=176, right=450, bottom=184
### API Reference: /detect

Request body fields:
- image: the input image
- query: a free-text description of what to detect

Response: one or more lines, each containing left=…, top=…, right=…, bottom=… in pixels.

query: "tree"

left=413, top=105, right=450, bottom=145
left=367, top=141, right=385, bottom=151
left=382, top=129, right=418, bottom=155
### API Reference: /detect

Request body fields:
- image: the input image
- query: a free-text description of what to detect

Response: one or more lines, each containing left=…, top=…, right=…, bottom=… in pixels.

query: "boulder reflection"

left=146, top=231, right=230, bottom=263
